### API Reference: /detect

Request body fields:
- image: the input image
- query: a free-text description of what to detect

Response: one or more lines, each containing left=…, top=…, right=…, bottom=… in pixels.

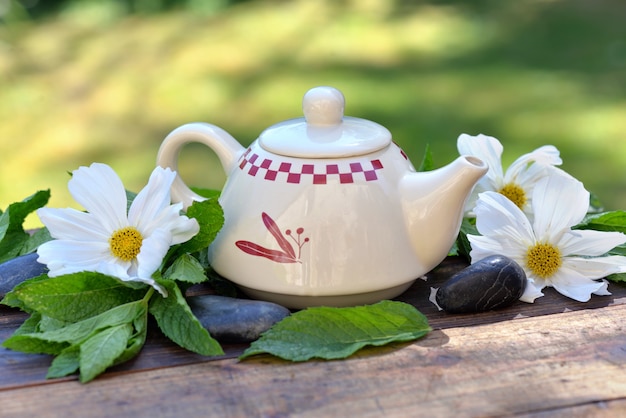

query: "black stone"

left=187, top=295, right=290, bottom=343
left=0, top=252, right=48, bottom=298
left=435, top=255, right=527, bottom=313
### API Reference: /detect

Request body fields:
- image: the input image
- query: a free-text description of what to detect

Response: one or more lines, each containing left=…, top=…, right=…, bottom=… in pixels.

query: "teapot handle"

left=156, top=122, right=246, bottom=209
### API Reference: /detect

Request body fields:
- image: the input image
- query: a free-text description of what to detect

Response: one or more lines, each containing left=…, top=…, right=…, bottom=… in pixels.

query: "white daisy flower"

left=468, top=172, right=626, bottom=303
left=36, top=163, right=199, bottom=296
left=457, top=133, right=563, bottom=216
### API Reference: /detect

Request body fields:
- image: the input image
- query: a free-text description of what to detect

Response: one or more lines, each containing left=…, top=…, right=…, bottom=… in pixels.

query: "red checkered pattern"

left=238, top=149, right=384, bottom=184
left=394, top=141, right=408, bottom=160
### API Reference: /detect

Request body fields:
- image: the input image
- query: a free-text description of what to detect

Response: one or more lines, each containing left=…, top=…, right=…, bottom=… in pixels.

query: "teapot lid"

left=258, top=86, right=391, bottom=158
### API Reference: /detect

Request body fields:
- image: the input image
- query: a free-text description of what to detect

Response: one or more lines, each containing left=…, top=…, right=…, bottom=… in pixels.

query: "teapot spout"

left=400, top=156, right=487, bottom=269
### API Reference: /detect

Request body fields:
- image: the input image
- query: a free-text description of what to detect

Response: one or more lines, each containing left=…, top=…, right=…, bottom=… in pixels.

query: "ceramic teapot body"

left=157, top=87, right=487, bottom=308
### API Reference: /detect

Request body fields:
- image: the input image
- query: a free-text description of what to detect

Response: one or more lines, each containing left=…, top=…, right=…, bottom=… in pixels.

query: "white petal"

left=102, top=261, right=168, bottom=297
left=96, top=259, right=134, bottom=279
left=36, top=207, right=110, bottom=241
left=43, top=265, right=84, bottom=277
left=531, top=173, right=589, bottom=242
left=37, top=239, right=109, bottom=265
left=517, top=167, right=573, bottom=217
left=138, top=205, right=179, bottom=238
left=474, top=192, right=535, bottom=243
left=68, top=163, right=128, bottom=231
left=167, top=216, right=200, bottom=245
left=505, top=145, right=562, bottom=182
left=559, top=230, right=626, bottom=257
left=593, top=280, right=611, bottom=296
left=457, top=134, right=504, bottom=187
left=37, top=239, right=112, bottom=276
left=128, top=167, right=177, bottom=230
left=468, top=234, right=527, bottom=263
left=136, top=228, right=172, bottom=279
left=516, top=165, right=571, bottom=190
left=124, top=276, right=168, bottom=297
left=549, top=266, right=611, bottom=302
left=562, top=255, right=626, bottom=279
left=139, top=202, right=199, bottom=245
left=508, top=164, right=550, bottom=197
left=528, top=145, right=562, bottom=165
left=519, top=278, right=545, bottom=303
left=512, top=165, right=543, bottom=192
left=468, top=235, right=504, bottom=261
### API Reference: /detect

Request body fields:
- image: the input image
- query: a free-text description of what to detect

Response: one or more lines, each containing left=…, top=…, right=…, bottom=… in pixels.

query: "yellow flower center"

left=525, top=242, right=562, bottom=279
left=109, top=227, right=143, bottom=261
left=498, top=182, right=527, bottom=209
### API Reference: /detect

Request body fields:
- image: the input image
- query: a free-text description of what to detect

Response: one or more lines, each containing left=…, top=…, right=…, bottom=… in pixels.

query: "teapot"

left=157, top=86, right=487, bottom=308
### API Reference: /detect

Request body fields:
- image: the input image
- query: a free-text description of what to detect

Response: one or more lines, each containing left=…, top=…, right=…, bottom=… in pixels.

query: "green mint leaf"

left=417, top=144, right=434, bottom=172
left=575, top=210, right=626, bottom=233
left=20, top=227, right=53, bottom=255
left=607, top=272, right=626, bottom=282
left=163, top=253, right=207, bottom=284
left=48, top=305, right=149, bottom=381
left=126, top=189, right=137, bottom=213
left=0, top=190, right=50, bottom=236
left=0, top=190, right=50, bottom=263
left=240, top=300, right=431, bottom=361
left=5, top=272, right=147, bottom=322
left=450, top=218, right=477, bottom=260
left=190, top=187, right=221, bottom=199
left=0, top=232, right=29, bottom=263
left=588, top=192, right=605, bottom=213
left=1, top=274, right=49, bottom=311
left=113, top=314, right=148, bottom=366
left=149, top=279, right=223, bottom=356
left=79, top=323, right=133, bottom=383
left=2, top=334, right=68, bottom=355
left=608, top=245, right=626, bottom=257
left=11, top=300, right=146, bottom=347
left=12, top=312, right=42, bottom=335
left=38, top=315, right=71, bottom=332
left=47, top=346, right=80, bottom=379
left=177, top=198, right=224, bottom=255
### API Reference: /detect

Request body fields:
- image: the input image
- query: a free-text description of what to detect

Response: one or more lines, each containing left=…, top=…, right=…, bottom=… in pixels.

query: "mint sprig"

left=150, top=278, right=223, bottom=356
left=0, top=190, right=52, bottom=263
left=3, top=272, right=147, bottom=320
left=1, top=197, right=226, bottom=382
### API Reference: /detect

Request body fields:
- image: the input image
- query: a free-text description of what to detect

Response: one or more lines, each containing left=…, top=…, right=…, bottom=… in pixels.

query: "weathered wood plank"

left=518, top=399, right=626, bottom=418
left=1, top=256, right=625, bottom=390
left=0, top=309, right=246, bottom=390
left=1, top=303, right=625, bottom=417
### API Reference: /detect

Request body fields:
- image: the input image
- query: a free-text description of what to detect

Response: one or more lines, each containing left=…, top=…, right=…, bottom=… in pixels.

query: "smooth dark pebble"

left=436, top=255, right=527, bottom=313
left=188, top=294, right=290, bottom=343
left=0, top=252, right=48, bottom=298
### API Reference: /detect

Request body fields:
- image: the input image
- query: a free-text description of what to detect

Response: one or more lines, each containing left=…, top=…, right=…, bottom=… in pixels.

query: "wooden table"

left=1, top=257, right=625, bottom=417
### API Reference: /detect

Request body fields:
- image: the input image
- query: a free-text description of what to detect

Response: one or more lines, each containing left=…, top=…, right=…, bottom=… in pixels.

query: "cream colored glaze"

left=156, top=86, right=487, bottom=308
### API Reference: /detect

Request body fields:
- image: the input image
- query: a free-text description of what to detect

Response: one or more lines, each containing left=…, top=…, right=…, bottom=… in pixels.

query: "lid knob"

left=303, top=86, right=345, bottom=126
left=258, top=86, right=391, bottom=158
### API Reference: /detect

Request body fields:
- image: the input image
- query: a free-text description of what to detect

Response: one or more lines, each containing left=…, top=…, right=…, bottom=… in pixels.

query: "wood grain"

left=1, top=303, right=625, bottom=417
left=1, top=257, right=626, bottom=416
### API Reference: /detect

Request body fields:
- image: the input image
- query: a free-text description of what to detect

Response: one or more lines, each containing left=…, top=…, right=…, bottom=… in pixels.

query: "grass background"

left=1, top=0, right=625, bottom=228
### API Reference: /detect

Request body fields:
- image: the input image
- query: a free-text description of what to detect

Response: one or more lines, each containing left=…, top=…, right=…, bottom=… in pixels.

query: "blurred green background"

left=1, top=0, right=625, bottom=228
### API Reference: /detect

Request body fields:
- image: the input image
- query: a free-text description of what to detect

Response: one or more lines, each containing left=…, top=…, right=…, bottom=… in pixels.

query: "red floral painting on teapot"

left=236, top=212, right=309, bottom=264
